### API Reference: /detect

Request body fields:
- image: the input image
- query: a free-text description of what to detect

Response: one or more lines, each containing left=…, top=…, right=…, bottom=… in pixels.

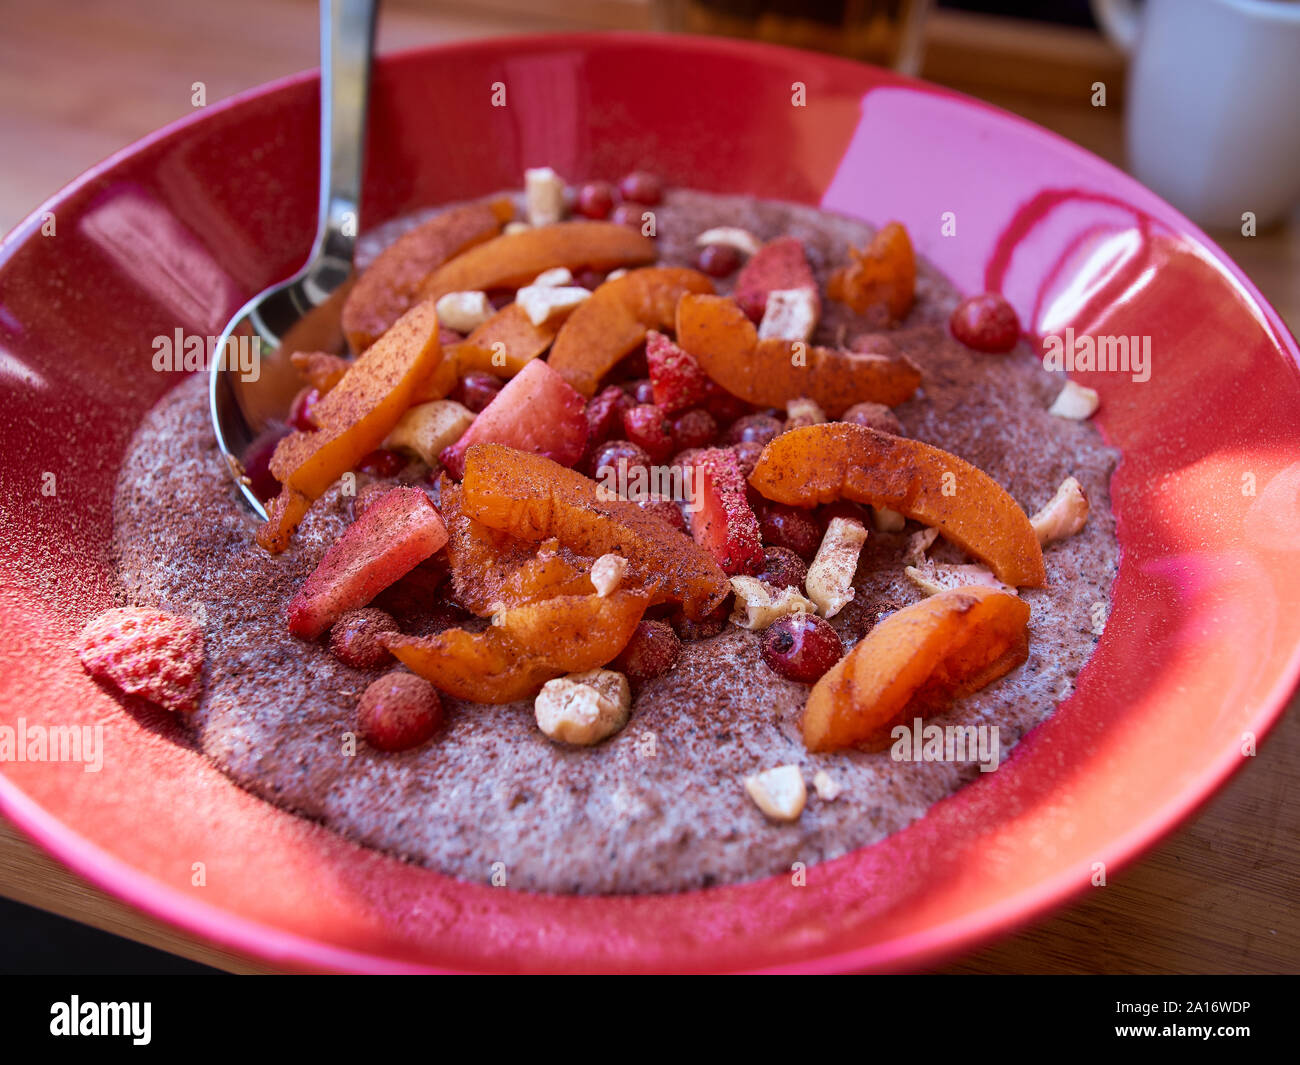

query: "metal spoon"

left=209, top=0, right=377, bottom=519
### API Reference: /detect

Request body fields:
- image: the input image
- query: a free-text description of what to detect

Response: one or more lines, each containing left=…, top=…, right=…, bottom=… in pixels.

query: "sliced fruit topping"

left=547, top=267, right=715, bottom=396
left=287, top=486, right=449, bottom=640
left=733, top=236, right=819, bottom=323
left=342, top=198, right=512, bottom=353
left=357, top=672, right=444, bottom=751
left=259, top=301, right=446, bottom=553
left=382, top=589, right=648, bottom=704
left=827, top=221, right=916, bottom=322
left=646, top=329, right=711, bottom=413
left=449, top=300, right=558, bottom=377
left=439, top=479, right=550, bottom=615
left=460, top=443, right=730, bottom=618
left=77, top=607, right=204, bottom=714
left=675, top=293, right=921, bottom=415
left=686, top=447, right=765, bottom=576
left=803, top=586, right=1030, bottom=752
left=438, top=358, right=588, bottom=479
left=749, top=423, right=1046, bottom=587
left=291, top=350, right=352, bottom=394
left=417, top=221, right=656, bottom=304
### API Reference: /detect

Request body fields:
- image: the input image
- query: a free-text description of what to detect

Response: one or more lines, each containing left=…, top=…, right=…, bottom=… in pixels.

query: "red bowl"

left=1, top=33, right=1298, bottom=974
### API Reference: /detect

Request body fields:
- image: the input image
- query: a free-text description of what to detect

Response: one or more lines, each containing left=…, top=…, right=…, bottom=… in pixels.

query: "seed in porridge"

left=357, top=672, right=443, bottom=752
left=329, top=608, right=400, bottom=669
left=950, top=292, right=1020, bottom=353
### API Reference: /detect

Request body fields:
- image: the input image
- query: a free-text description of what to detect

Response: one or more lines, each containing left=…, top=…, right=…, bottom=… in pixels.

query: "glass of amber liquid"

left=654, top=0, right=932, bottom=74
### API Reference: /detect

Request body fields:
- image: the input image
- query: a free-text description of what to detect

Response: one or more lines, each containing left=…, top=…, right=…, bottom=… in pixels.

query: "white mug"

left=1093, top=0, right=1300, bottom=230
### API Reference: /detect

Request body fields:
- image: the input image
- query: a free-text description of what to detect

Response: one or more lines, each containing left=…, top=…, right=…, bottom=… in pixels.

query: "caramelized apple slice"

left=342, top=198, right=512, bottom=353
left=418, top=222, right=656, bottom=304
left=460, top=443, right=730, bottom=619
left=449, top=301, right=558, bottom=377
left=749, top=423, right=1046, bottom=587
left=548, top=267, right=716, bottom=396
left=675, top=293, right=920, bottom=414
left=827, top=221, right=916, bottom=322
left=803, top=586, right=1029, bottom=752
left=382, top=589, right=648, bottom=703
left=259, top=302, right=446, bottom=552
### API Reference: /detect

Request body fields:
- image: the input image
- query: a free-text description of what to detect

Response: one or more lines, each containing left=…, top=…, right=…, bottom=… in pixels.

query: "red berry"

left=288, top=387, right=320, bottom=431
left=724, top=413, right=783, bottom=447
left=329, top=608, right=398, bottom=669
left=671, top=408, right=718, bottom=450
left=696, top=243, right=741, bottom=277
left=618, top=170, right=663, bottom=205
left=574, top=267, right=606, bottom=290
left=621, top=404, right=674, bottom=462
left=701, top=381, right=752, bottom=425
left=589, top=438, right=650, bottom=480
left=486, top=288, right=514, bottom=310
left=950, top=292, right=1020, bottom=353
left=611, top=620, right=682, bottom=683
left=626, top=377, right=656, bottom=405
left=761, top=614, right=843, bottom=683
left=456, top=370, right=503, bottom=413
left=755, top=546, right=807, bottom=591
left=438, top=326, right=464, bottom=346
left=357, top=672, right=443, bottom=752
left=730, top=440, right=764, bottom=478
left=611, top=202, right=645, bottom=229
left=358, top=449, right=405, bottom=478
left=586, top=385, right=632, bottom=447
left=76, top=607, right=204, bottom=715
left=759, top=503, right=822, bottom=559
left=637, top=495, right=687, bottom=533
left=575, top=181, right=616, bottom=220
left=841, top=402, right=903, bottom=435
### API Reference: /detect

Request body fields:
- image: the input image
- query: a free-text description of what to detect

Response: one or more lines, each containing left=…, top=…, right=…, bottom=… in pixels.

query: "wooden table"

left=1, top=0, right=1296, bottom=975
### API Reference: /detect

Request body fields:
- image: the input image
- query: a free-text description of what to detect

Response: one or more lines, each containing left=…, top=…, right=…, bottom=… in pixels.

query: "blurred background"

left=0, top=0, right=1296, bottom=974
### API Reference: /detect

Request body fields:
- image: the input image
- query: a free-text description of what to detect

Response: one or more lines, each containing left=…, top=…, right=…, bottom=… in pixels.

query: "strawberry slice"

left=439, top=358, right=587, bottom=479
left=77, top=608, right=204, bottom=714
left=288, top=486, right=449, bottom=640
left=733, top=236, right=820, bottom=323
left=686, top=447, right=765, bottom=576
left=646, top=329, right=710, bottom=414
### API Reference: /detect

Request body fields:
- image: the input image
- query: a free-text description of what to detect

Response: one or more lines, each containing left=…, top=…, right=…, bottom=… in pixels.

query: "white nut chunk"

left=694, top=226, right=761, bottom=257
left=531, top=266, right=573, bottom=288
left=745, top=765, right=807, bottom=823
left=729, top=576, right=816, bottom=630
left=604, top=268, right=628, bottom=282
left=805, top=516, right=868, bottom=618
left=1030, top=475, right=1090, bottom=545
left=1049, top=380, right=1099, bottom=419
left=590, top=553, right=628, bottom=597
left=812, top=770, right=842, bottom=801
left=524, top=166, right=565, bottom=226
left=758, top=288, right=819, bottom=343
left=516, top=284, right=591, bottom=326
left=904, top=527, right=939, bottom=565
left=503, top=220, right=531, bottom=235
left=534, top=669, right=631, bottom=747
left=383, top=400, right=475, bottom=467
left=905, top=561, right=1012, bottom=597
left=434, top=290, right=494, bottom=334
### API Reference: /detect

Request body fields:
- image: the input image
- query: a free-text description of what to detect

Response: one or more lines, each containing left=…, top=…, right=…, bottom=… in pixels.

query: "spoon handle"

left=313, top=0, right=378, bottom=285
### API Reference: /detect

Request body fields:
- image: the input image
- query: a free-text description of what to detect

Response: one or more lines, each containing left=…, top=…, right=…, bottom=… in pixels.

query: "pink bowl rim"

left=1, top=30, right=1297, bottom=974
